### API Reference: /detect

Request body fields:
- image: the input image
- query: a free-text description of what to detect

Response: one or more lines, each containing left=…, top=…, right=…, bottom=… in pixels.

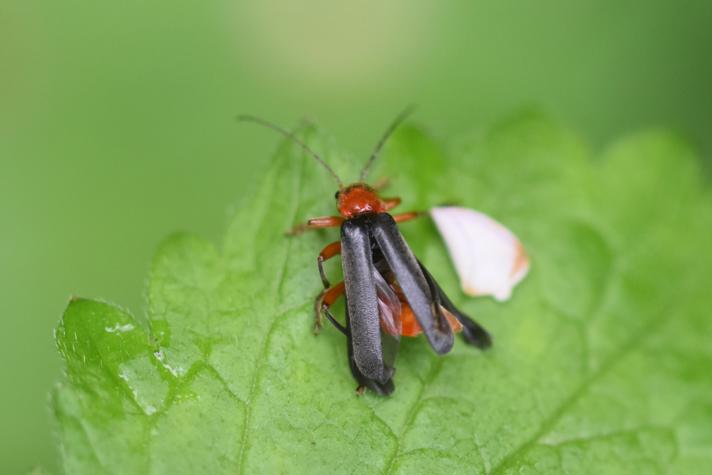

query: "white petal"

left=430, top=206, right=529, bottom=301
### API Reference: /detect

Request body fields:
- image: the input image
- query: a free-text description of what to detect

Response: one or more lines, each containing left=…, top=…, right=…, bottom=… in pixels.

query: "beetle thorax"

left=337, top=183, right=385, bottom=218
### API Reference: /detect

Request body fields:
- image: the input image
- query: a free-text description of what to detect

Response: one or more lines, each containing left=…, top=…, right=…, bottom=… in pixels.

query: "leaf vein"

left=488, top=306, right=671, bottom=475
left=382, top=357, right=444, bottom=475
left=235, top=150, right=308, bottom=475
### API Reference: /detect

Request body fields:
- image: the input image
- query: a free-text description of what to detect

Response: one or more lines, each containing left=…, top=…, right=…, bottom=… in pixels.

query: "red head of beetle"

left=336, top=183, right=386, bottom=218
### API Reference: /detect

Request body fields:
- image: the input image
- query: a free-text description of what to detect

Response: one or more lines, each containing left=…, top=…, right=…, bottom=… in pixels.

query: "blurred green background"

left=1, top=1, right=711, bottom=472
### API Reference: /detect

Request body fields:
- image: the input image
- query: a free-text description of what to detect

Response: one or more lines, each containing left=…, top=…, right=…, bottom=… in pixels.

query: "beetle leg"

left=323, top=308, right=347, bottom=336
left=287, top=216, right=344, bottom=236
left=392, top=211, right=424, bottom=224
left=317, top=241, right=342, bottom=288
left=381, top=197, right=401, bottom=212
left=314, top=281, right=346, bottom=335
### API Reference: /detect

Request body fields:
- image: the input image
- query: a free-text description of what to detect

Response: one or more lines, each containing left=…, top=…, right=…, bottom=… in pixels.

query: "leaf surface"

left=53, top=115, right=712, bottom=474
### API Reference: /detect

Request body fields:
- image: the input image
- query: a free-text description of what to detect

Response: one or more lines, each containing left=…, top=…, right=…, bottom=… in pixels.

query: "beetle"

left=239, top=109, right=491, bottom=395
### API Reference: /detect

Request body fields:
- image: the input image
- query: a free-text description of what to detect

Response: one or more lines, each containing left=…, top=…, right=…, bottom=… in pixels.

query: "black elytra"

left=341, top=213, right=491, bottom=396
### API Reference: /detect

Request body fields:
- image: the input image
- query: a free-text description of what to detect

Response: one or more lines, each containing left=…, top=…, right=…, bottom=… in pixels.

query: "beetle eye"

left=334, top=191, right=340, bottom=200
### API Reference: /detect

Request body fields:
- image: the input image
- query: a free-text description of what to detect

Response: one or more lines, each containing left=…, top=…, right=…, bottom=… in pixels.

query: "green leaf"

left=53, top=115, right=712, bottom=474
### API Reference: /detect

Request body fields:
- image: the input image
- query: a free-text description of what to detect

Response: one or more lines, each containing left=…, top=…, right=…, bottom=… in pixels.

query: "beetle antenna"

left=237, top=114, right=344, bottom=188
left=359, top=105, right=416, bottom=182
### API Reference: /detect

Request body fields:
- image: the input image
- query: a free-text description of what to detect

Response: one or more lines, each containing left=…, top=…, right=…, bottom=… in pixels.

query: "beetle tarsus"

left=322, top=307, right=348, bottom=335
left=313, top=295, right=324, bottom=333
left=315, top=282, right=347, bottom=336
left=286, top=224, right=308, bottom=236
left=372, top=176, right=391, bottom=191
left=313, top=317, right=323, bottom=335
left=317, top=241, right=342, bottom=289
left=318, top=258, right=330, bottom=288
left=392, top=211, right=424, bottom=224
left=288, top=217, right=344, bottom=237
